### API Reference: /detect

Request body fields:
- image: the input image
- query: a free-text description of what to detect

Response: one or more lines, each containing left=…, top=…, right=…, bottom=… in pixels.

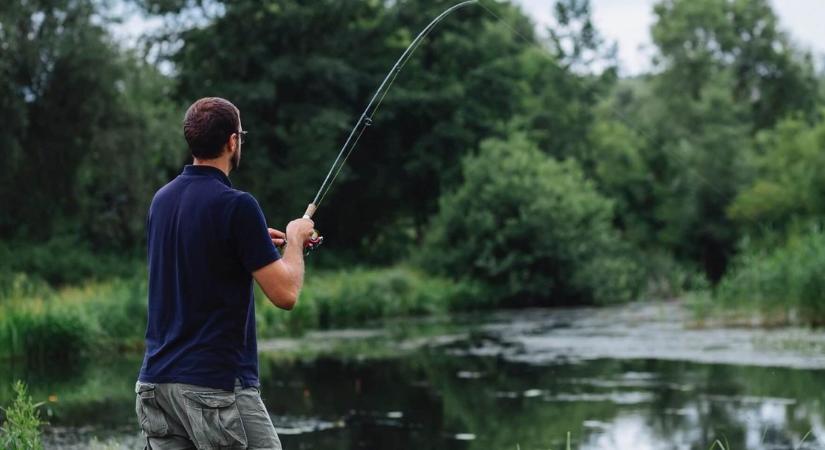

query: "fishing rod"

left=299, top=0, right=480, bottom=253
left=293, top=0, right=733, bottom=256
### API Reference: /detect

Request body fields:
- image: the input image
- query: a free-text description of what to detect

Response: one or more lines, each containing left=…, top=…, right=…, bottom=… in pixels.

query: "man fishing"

left=134, top=97, right=314, bottom=449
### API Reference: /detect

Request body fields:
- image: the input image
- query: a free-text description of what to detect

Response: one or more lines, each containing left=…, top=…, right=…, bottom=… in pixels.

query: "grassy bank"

left=691, top=228, right=825, bottom=326
left=0, top=266, right=479, bottom=362
left=255, top=267, right=481, bottom=337
left=0, top=276, right=147, bottom=362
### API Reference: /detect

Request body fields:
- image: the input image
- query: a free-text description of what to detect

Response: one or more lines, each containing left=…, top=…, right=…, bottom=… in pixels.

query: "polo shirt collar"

left=182, top=165, right=232, bottom=187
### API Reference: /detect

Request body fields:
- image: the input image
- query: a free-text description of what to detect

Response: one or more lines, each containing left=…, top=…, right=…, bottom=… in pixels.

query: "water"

left=3, top=302, right=825, bottom=449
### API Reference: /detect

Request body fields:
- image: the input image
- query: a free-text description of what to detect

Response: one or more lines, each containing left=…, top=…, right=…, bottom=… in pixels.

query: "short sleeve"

left=231, top=193, right=281, bottom=273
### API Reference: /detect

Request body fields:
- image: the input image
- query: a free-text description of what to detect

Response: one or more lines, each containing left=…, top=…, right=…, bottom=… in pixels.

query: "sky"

left=515, top=0, right=825, bottom=75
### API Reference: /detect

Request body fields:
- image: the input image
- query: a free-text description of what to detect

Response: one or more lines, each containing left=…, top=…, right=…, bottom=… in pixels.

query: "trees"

left=167, top=0, right=592, bottom=261
left=420, top=133, right=641, bottom=306
left=729, top=116, right=825, bottom=236
left=0, top=0, right=115, bottom=238
left=651, top=0, right=819, bottom=131
left=0, top=0, right=181, bottom=251
left=587, top=0, right=820, bottom=280
left=3, top=0, right=824, bottom=307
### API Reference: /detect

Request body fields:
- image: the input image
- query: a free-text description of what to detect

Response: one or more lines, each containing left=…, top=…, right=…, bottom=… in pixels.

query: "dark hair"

left=183, top=97, right=240, bottom=159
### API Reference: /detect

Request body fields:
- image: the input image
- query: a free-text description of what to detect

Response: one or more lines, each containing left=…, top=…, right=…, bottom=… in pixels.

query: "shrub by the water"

left=420, top=134, right=643, bottom=306
left=704, top=227, right=825, bottom=325
left=0, top=381, right=44, bottom=450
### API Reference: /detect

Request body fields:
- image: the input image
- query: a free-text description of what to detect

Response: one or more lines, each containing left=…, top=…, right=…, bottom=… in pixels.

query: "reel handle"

left=303, top=203, right=317, bottom=219
left=302, top=203, right=323, bottom=254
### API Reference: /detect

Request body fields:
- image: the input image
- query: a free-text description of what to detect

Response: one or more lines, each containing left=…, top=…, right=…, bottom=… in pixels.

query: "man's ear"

left=226, top=135, right=237, bottom=154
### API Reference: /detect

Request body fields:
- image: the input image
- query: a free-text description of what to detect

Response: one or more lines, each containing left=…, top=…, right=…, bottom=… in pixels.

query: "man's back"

left=134, top=97, right=313, bottom=450
left=139, top=164, right=280, bottom=391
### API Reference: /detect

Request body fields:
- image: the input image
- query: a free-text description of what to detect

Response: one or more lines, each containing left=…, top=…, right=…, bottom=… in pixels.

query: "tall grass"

left=0, top=381, right=44, bottom=450
left=1, top=266, right=480, bottom=359
left=0, top=276, right=146, bottom=361
left=694, top=227, right=825, bottom=325
left=255, top=266, right=482, bottom=336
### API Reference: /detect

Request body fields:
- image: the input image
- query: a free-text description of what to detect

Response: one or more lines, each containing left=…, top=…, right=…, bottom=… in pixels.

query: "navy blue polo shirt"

left=138, top=165, right=280, bottom=391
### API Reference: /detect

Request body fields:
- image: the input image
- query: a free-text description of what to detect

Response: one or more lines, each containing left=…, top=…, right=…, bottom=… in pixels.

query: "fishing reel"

left=276, top=204, right=323, bottom=256
left=305, top=230, right=324, bottom=254
left=278, top=229, right=322, bottom=256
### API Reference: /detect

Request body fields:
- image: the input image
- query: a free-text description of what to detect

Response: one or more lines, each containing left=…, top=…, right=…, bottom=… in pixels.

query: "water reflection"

left=2, top=307, right=825, bottom=449
left=260, top=354, right=825, bottom=450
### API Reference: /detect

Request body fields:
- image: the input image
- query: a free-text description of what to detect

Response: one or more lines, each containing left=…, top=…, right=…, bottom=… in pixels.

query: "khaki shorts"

left=135, top=379, right=282, bottom=450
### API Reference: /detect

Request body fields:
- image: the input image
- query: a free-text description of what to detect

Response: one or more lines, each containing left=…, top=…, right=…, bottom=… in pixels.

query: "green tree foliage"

left=707, top=115, right=825, bottom=323
left=591, top=75, right=750, bottom=280
left=729, top=115, right=825, bottom=236
left=0, top=0, right=182, bottom=252
left=166, top=0, right=602, bottom=262
left=3, top=0, right=825, bottom=316
left=520, top=0, right=617, bottom=161
left=651, top=0, right=819, bottom=131
left=609, top=0, right=823, bottom=280
left=420, top=133, right=642, bottom=306
left=587, top=115, right=652, bottom=244
left=548, top=0, right=616, bottom=71
left=651, top=78, right=751, bottom=280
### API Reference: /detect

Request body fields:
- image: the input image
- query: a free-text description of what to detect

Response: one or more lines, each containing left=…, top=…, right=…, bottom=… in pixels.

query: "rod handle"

left=303, top=203, right=317, bottom=220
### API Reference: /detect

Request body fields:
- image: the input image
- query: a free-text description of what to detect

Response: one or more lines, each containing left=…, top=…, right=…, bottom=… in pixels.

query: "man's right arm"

left=252, top=218, right=314, bottom=310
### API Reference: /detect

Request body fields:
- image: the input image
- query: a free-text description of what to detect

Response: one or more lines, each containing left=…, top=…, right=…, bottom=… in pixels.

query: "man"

left=135, top=97, right=314, bottom=450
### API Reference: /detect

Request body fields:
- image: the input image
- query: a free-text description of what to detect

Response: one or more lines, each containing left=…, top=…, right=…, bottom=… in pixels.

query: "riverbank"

left=0, top=266, right=482, bottom=362
left=4, top=260, right=824, bottom=366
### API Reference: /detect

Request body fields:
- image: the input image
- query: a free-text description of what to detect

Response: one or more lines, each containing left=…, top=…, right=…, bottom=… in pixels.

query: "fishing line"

left=313, top=29, right=432, bottom=208
left=305, top=0, right=732, bottom=226
left=305, top=0, right=479, bottom=218
left=313, top=28, right=432, bottom=208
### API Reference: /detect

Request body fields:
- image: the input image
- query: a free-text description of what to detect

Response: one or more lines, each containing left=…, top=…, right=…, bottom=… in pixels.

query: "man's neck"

left=192, top=158, right=231, bottom=176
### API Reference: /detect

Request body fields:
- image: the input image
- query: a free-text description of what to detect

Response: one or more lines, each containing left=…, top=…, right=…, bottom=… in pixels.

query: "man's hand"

left=268, top=228, right=286, bottom=247
left=254, top=217, right=314, bottom=311
left=285, top=218, right=315, bottom=246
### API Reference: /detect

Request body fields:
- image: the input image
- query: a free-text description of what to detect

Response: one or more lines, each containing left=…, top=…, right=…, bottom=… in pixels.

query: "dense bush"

left=419, top=134, right=643, bottom=306
left=705, top=227, right=825, bottom=325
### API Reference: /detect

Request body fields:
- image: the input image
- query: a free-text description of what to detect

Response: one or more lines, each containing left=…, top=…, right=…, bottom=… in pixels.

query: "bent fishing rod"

left=297, top=0, right=480, bottom=253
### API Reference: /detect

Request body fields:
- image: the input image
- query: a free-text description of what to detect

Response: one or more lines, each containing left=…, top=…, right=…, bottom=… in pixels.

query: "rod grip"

left=303, top=203, right=317, bottom=220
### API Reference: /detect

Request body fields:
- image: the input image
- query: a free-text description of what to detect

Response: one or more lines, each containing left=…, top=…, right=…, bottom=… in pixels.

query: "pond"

left=2, top=302, right=824, bottom=449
